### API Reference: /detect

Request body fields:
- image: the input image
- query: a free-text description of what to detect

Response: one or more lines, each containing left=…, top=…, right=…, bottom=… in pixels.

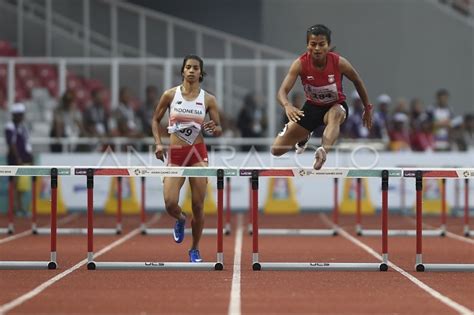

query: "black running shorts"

left=296, top=101, right=349, bottom=132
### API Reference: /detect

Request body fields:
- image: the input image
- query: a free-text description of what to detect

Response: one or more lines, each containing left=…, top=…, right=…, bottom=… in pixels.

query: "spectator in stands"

left=369, top=94, right=390, bottom=140
left=375, top=94, right=391, bottom=128
left=408, top=98, right=425, bottom=130
left=450, top=116, right=468, bottom=151
left=218, top=110, right=239, bottom=138
left=137, top=85, right=159, bottom=137
left=83, top=88, right=110, bottom=138
left=388, top=112, right=410, bottom=151
left=463, top=114, right=474, bottom=148
left=429, top=88, right=453, bottom=151
left=237, top=92, right=267, bottom=151
left=342, top=91, right=369, bottom=139
left=112, top=87, right=142, bottom=138
left=410, top=113, right=435, bottom=152
left=0, top=88, right=6, bottom=109
left=50, top=89, right=84, bottom=152
left=4, top=103, right=33, bottom=216
left=392, top=98, right=409, bottom=116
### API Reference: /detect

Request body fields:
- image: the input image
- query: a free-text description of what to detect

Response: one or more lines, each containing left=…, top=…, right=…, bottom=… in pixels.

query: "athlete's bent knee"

left=271, top=145, right=285, bottom=156
left=332, top=107, right=346, bottom=123
left=164, top=198, right=179, bottom=215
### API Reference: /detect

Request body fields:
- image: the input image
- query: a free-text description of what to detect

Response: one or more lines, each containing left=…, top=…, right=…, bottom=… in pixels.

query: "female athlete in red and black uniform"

left=152, top=55, right=222, bottom=262
left=271, top=24, right=373, bottom=169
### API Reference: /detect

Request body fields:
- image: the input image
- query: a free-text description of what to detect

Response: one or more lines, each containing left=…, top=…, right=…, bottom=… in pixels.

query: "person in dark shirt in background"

left=4, top=103, right=33, bottom=216
left=137, top=85, right=159, bottom=137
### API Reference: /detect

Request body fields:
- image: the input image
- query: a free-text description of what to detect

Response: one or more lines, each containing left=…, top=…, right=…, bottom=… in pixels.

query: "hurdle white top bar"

left=239, top=167, right=403, bottom=178
left=72, top=167, right=238, bottom=177
left=0, top=166, right=71, bottom=176
left=402, top=168, right=474, bottom=179
left=71, top=167, right=404, bottom=178
left=1, top=166, right=472, bottom=179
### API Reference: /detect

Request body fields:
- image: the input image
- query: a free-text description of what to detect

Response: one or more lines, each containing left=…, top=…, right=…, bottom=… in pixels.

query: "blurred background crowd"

left=1, top=0, right=473, bottom=158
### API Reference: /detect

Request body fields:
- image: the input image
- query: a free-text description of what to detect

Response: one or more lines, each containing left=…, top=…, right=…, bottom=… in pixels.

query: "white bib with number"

left=304, top=82, right=338, bottom=105
left=168, top=86, right=206, bottom=144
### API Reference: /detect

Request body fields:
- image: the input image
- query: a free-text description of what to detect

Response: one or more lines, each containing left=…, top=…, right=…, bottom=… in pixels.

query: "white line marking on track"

left=444, top=231, right=474, bottom=245
left=320, top=214, right=473, bottom=315
left=228, top=214, right=243, bottom=315
left=0, top=214, right=161, bottom=315
left=407, top=218, right=474, bottom=245
left=0, top=214, right=79, bottom=245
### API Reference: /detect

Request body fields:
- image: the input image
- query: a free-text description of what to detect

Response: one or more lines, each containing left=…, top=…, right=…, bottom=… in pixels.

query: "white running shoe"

left=295, top=132, right=313, bottom=154
left=313, top=147, right=327, bottom=170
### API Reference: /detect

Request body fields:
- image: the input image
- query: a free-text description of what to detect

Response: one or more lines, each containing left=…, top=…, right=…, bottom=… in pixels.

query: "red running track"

left=0, top=213, right=473, bottom=314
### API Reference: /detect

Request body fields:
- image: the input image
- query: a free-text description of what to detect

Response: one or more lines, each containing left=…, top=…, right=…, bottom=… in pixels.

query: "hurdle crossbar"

left=242, top=168, right=397, bottom=271
left=258, top=229, right=337, bottom=236
left=0, top=167, right=68, bottom=269
left=81, top=168, right=228, bottom=271
left=359, top=229, right=445, bottom=237
left=255, top=262, right=386, bottom=271
left=88, top=261, right=221, bottom=270
left=33, top=228, right=120, bottom=235
left=405, top=169, right=474, bottom=272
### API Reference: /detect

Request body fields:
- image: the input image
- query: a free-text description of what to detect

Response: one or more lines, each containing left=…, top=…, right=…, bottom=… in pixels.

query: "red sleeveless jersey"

left=299, top=51, right=346, bottom=106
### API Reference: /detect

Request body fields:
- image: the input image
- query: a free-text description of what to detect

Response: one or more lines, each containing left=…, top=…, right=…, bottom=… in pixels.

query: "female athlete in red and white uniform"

left=271, top=24, right=373, bottom=169
left=152, top=55, right=222, bottom=263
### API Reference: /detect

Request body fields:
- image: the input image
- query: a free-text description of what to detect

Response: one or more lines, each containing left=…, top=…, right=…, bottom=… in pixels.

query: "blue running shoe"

left=173, top=218, right=186, bottom=243
left=189, top=249, right=203, bottom=263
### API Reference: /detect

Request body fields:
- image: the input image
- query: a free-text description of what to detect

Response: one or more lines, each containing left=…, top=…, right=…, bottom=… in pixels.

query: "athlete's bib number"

left=304, top=83, right=338, bottom=105
left=176, top=126, right=199, bottom=145
left=180, top=128, right=193, bottom=137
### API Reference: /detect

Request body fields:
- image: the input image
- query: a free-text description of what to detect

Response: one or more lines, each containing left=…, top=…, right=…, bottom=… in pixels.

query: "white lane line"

left=228, top=214, right=243, bottom=315
left=0, top=214, right=79, bottom=245
left=444, top=231, right=474, bottom=245
left=407, top=218, right=474, bottom=245
left=0, top=214, right=161, bottom=315
left=320, top=214, right=473, bottom=315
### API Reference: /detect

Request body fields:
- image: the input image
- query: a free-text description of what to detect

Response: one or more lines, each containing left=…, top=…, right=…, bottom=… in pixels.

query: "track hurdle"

left=253, top=177, right=339, bottom=237
left=405, top=168, right=474, bottom=272
left=246, top=167, right=398, bottom=271
left=0, top=176, right=15, bottom=234
left=140, top=176, right=232, bottom=236
left=357, top=175, right=446, bottom=237
left=0, top=166, right=70, bottom=269
left=32, top=176, right=122, bottom=236
left=79, top=167, right=235, bottom=270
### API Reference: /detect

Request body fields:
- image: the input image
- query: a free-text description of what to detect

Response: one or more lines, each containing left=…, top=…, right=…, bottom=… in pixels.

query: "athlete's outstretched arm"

left=339, top=57, right=373, bottom=129
left=152, top=89, right=173, bottom=161
left=203, top=93, right=222, bottom=137
left=277, top=59, right=304, bottom=123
